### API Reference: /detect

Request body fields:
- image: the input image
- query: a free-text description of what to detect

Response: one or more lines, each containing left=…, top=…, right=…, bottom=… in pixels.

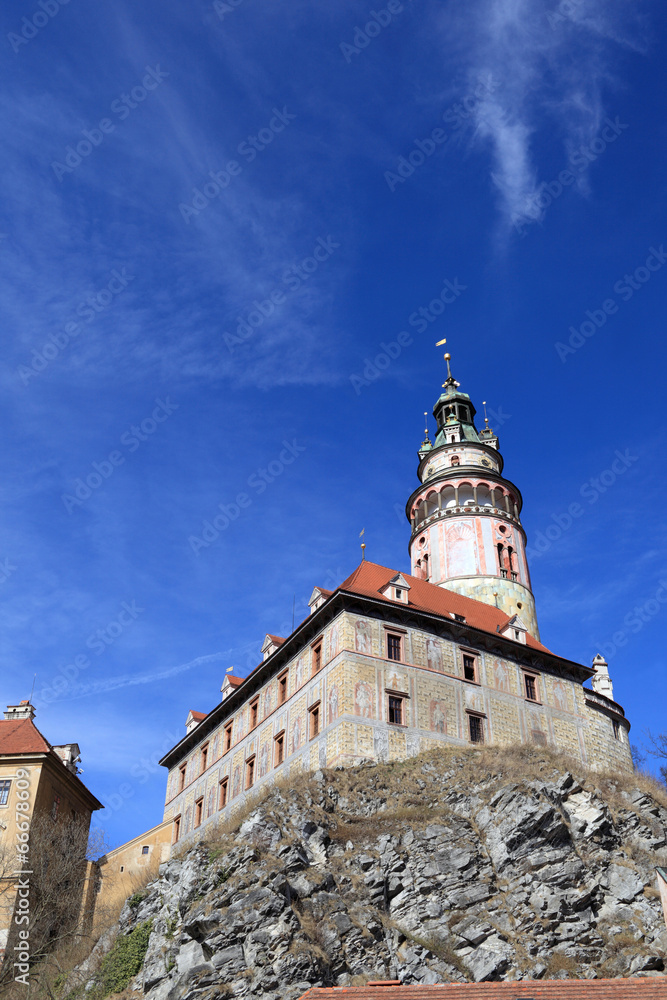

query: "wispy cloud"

left=451, top=0, right=648, bottom=231
left=65, top=650, right=229, bottom=700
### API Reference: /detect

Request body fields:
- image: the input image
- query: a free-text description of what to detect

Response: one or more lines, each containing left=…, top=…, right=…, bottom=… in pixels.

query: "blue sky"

left=1, top=0, right=666, bottom=849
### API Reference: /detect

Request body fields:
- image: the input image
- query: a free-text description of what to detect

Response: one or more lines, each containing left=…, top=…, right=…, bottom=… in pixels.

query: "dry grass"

left=544, top=952, right=580, bottom=978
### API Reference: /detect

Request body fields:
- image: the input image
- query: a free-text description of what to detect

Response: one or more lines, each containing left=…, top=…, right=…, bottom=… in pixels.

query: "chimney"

left=591, top=654, right=614, bottom=700
left=4, top=701, right=36, bottom=721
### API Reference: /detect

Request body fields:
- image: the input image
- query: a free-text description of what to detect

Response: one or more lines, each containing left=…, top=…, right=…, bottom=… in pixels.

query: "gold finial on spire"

left=444, top=352, right=453, bottom=380
left=436, top=339, right=459, bottom=388
left=482, top=400, right=490, bottom=427
left=423, top=411, right=429, bottom=436
left=359, top=528, right=366, bottom=561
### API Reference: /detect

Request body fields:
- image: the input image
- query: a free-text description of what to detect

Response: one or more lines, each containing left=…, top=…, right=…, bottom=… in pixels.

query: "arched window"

left=425, top=492, right=438, bottom=516
left=442, top=486, right=456, bottom=509
left=477, top=485, right=492, bottom=507
left=458, top=483, right=474, bottom=506
left=423, top=553, right=429, bottom=581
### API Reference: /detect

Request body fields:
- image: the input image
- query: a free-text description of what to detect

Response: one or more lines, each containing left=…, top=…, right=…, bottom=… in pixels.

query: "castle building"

left=158, top=363, right=633, bottom=846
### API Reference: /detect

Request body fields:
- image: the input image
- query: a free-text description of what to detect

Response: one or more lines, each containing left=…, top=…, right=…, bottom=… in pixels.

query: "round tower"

left=405, top=355, right=540, bottom=639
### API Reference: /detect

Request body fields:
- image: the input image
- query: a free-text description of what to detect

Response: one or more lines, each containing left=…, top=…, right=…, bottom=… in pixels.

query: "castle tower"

left=405, top=354, right=540, bottom=639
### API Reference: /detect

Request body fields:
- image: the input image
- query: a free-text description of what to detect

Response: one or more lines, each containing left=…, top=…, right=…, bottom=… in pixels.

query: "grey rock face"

left=79, top=748, right=667, bottom=997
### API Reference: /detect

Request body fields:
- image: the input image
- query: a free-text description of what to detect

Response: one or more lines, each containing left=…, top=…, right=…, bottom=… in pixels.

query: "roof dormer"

left=499, top=614, right=528, bottom=644
left=261, top=634, right=285, bottom=660
left=308, top=587, right=332, bottom=614
left=185, top=709, right=206, bottom=733
left=379, top=573, right=411, bottom=605
left=220, top=674, right=243, bottom=700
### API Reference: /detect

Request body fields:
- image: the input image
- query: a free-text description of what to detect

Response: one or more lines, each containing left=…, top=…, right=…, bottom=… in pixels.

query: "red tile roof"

left=0, top=717, right=53, bottom=755
left=188, top=710, right=207, bottom=721
left=225, top=676, right=243, bottom=688
left=299, top=980, right=667, bottom=999
left=267, top=635, right=285, bottom=645
left=339, top=562, right=552, bottom=653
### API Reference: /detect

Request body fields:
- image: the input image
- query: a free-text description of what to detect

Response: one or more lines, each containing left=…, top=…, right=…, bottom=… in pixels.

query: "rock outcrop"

left=79, top=746, right=667, bottom=998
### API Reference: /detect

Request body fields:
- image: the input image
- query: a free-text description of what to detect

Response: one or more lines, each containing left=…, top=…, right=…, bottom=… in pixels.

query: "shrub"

left=94, top=920, right=153, bottom=997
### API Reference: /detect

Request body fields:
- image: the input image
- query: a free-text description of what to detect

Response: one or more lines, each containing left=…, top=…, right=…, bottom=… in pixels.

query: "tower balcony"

left=411, top=503, right=521, bottom=534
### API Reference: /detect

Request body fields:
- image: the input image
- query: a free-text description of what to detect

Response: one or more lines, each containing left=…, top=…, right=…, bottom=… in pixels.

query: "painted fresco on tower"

left=259, top=741, right=270, bottom=777
left=329, top=621, right=340, bottom=657
left=553, top=680, right=570, bottom=712
left=354, top=680, right=374, bottom=718
left=430, top=700, right=447, bottom=733
left=445, top=521, right=478, bottom=577
left=328, top=684, right=339, bottom=723
left=493, top=658, right=510, bottom=693
left=355, top=620, right=372, bottom=655
left=386, top=670, right=407, bottom=692
left=207, top=788, right=215, bottom=818
left=427, top=637, right=444, bottom=672
left=264, top=685, right=273, bottom=718
left=232, top=764, right=241, bottom=798
left=292, top=714, right=303, bottom=753
left=295, top=655, right=306, bottom=688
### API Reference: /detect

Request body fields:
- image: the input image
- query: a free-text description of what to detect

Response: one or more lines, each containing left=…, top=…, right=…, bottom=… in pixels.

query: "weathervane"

left=436, top=338, right=459, bottom=388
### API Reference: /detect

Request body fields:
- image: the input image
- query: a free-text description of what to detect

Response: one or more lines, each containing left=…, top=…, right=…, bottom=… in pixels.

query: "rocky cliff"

left=80, top=746, right=667, bottom=998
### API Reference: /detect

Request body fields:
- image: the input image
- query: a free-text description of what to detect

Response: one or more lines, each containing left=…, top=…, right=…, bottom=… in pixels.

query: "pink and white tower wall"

left=405, top=356, right=540, bottom=640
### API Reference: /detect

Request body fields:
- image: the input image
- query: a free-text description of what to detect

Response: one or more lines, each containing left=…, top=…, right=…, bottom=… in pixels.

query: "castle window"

left=200, top=743, right=209, bottom=774
left=0, top=779, right=11, bottom=806
left=312, top=641, right=323, bottom=675
left=246, top=756, right=256, bottom=789
left=453, top=613, right=466, bottom=623
left=274, top=732, right=285, bottom=766
left=142, top=846, right=149, bottom=855
left=224, top=722, right=233, bottom=753
left=51, top=795, right=60, bottom=821
left=309, top=703, right=321, bottom=739
left=194, top=798, right=203, bottom=828
left=218, top=777, right=228, bottom=809
left=613, top=720, right=621, bottom=741
left=173, top=815, right=181, bottom=843
left=120, top=866, right=124, bottom=873
left=179, top=763, right=187, bottom=791
left=524, top=673, right=539, bottom=702
left=387, top=632, right=403, bottom=661
left=388, top=695, right=404, bottom=726
left=468, top=714, right=484, bottom=744
left=395, top=589, right=402, bottom=600
left=278, top=670, right=288, bottom=705
left=462, top=653, right=478, bottom=683
left=250, top=698, right=259, bottom=730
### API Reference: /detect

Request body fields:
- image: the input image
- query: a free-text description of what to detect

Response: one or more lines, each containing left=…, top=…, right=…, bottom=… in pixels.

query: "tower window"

left=278, top=670, right=288, bottom=705
left=224, top=722, right=233, bottom=753
left=246, top=756, right=255, bottom=789
left=387, top=633, right=402, bottom=661
left=462, top=654, right=478, bottom=682
left=311, top=641, right=323, bottom=675
left=309, top=703, right=321, bottom=739
left=179, top=763, right=187, bottom=791
left=388, top=695, right=404, bottom=725
left=194, top=797, right=203, bottom=828
left=218, top=777, right=228, bottom=809
left=142, top=846, right=149, bottom=855
left=451, top=456, right=460, bottom=466
left=274, top=732, right=285, bottom=766
left=468, top=714, right=484, bottom=744
left=524, top=674, right=539, bottom=702
left=250, top=698, right=259, bottom=730
left=173, top=816, right=181, bottom=843
left=200, top=743, right=208, bottom=774
left=612, top=720, right=621, bottom=741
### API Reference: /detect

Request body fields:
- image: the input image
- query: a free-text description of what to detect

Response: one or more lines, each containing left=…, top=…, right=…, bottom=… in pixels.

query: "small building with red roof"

left=0, top=700, right=102, bottom=961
